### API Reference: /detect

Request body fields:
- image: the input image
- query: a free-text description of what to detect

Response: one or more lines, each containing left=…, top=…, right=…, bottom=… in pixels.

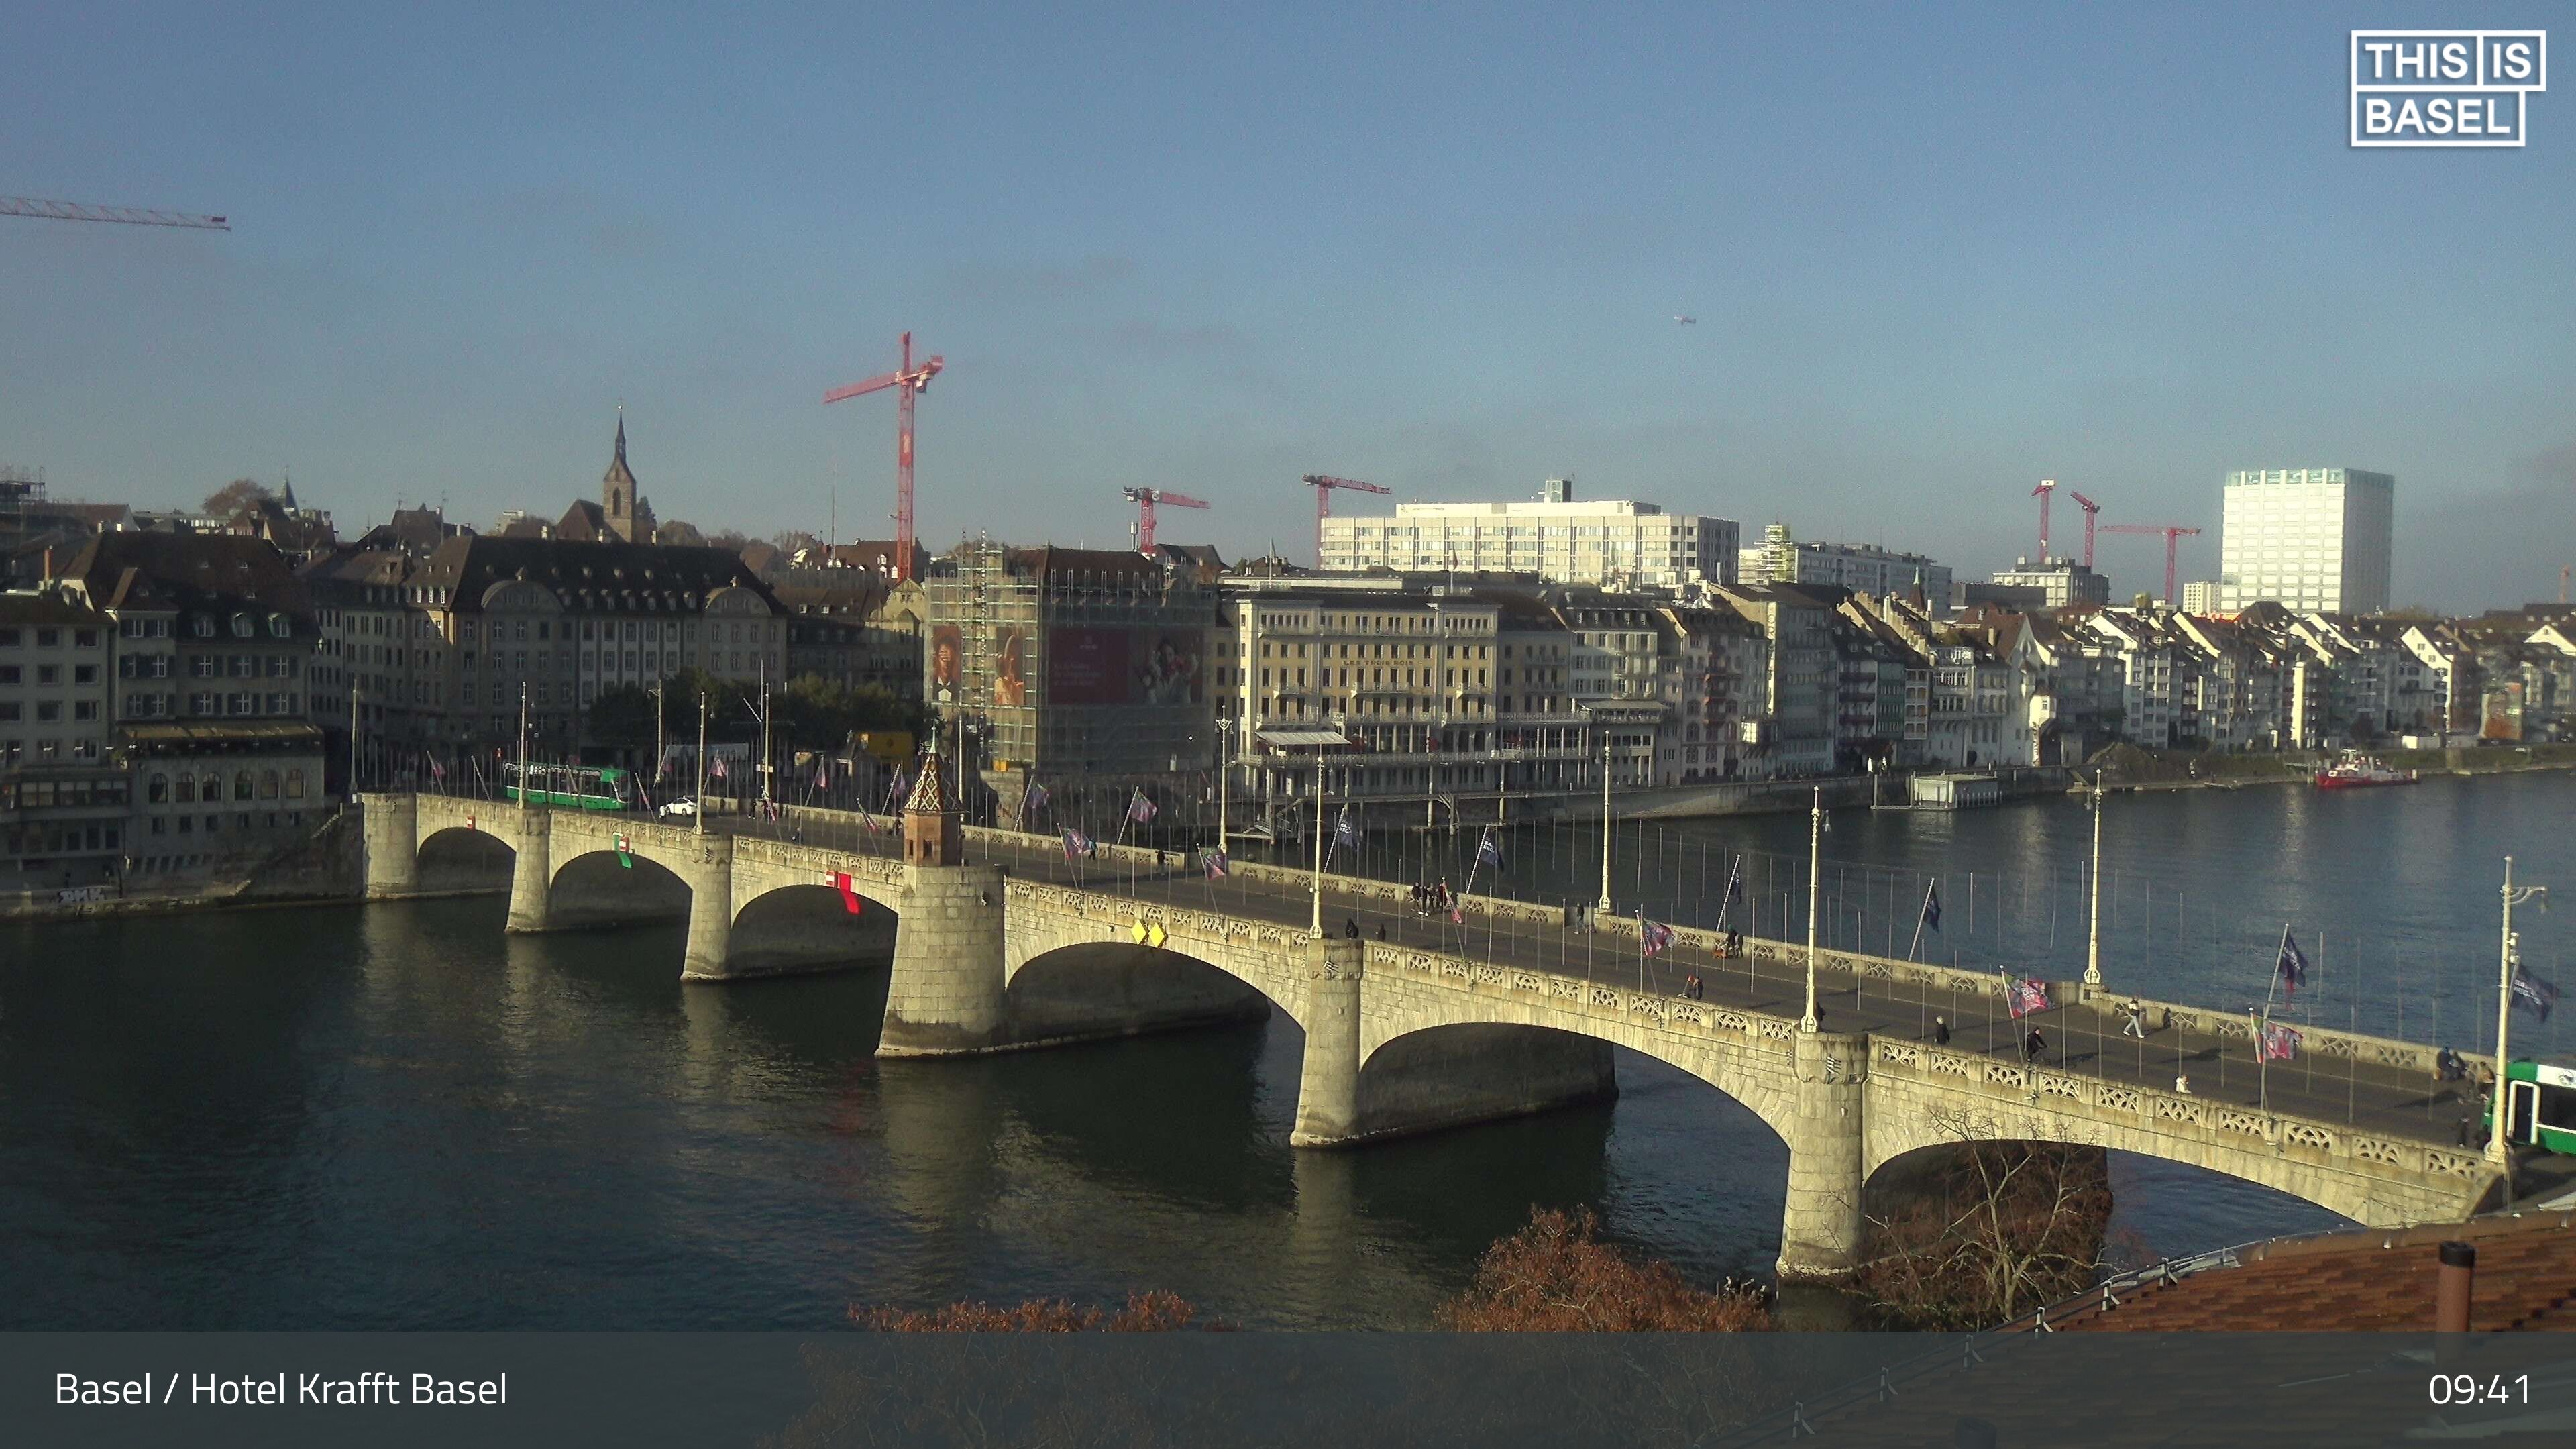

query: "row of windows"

left=0, top=627, right=104, bottom=649
left=0, top=738, right=103, bottom=763
left=0, top=776, right=128, bottom=808
left=0, top=663, right=101, bottom=686
left=0, top=700, right=101, bottom=722
left=145, top=769, right=309, bottom=804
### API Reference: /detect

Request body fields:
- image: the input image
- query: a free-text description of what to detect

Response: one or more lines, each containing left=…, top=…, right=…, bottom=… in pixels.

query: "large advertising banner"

left=1044, top=628, right=1205, bottom=706
left=1047, top=627, right=1130, bottom=704
left=2483, top=680, right=2524, bottom=742
left=930, top=625, right=963, bottom=700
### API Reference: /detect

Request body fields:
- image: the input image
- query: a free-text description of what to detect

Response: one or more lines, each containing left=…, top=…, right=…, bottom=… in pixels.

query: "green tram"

left=502, top=763, right=635, bottom=811
left=2487, top=1060, right=2576, bottom=1155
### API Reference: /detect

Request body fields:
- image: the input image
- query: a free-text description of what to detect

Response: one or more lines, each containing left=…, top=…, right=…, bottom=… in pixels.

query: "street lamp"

left=2084, top=772, right=2105, bottom=991
left=2491, top=856, right=2548, bottom=1165
left=1803, top=785, right=1823, bottom=1031
left=1580, top=703, right=1613, bottom=916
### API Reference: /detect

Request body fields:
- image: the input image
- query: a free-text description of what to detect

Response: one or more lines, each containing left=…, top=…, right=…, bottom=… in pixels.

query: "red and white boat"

left=2312, top=751, right=2419, bottom=790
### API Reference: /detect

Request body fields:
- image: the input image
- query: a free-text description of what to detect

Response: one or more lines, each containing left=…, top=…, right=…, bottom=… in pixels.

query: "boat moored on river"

left=2312, top=751, right=2420, bottom=790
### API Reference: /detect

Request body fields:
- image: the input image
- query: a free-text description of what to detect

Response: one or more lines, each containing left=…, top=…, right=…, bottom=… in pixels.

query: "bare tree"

left=1850, top=1108, right=2133, bottom=1330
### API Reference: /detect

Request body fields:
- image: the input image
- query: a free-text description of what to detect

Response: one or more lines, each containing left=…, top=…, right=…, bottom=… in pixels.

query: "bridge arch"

left=548, top=847, right=692, bottom=930
left=728, top=882, right=900, bottom=976
left=416, top=824, right=514, bottom=894
left=1350, top=1021, right=1625, bottom=1146
left=1003, top=941, right=1277, bottom=1049
left=1859, top=1088, right=2461, bottom=1230
left=1356, top=975, right=1801, bottom=1145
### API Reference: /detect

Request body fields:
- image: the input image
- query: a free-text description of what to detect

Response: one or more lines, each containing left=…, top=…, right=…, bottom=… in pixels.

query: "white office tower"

left=1318, top=478, right=1738, bottom=590
left=2216, top=468, right=2395, bottom=615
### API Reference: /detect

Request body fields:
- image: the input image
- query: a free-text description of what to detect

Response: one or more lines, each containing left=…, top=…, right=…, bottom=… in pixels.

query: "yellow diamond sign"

left=1148, top=920, right=1167, bottom=949
left=1131, top=919, right=1149, bottom=945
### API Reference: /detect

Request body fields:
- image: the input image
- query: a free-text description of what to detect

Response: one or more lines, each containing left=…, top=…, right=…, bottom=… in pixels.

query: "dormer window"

left=193, top=615, right=215, bottom=638
left=269, top=614, right=292, bottom=639
left=231, top=614, right=254, bottom=639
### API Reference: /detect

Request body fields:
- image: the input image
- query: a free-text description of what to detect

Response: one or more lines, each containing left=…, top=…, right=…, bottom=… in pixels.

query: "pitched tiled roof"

left=2061, top=1210, right=2576, bottom=1332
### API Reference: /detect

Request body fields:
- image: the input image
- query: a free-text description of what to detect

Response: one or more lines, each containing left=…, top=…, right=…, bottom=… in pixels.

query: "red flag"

left=830, top=871, right=862, bottom=916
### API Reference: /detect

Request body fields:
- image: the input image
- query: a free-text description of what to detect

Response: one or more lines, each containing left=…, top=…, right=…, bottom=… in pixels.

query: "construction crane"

left=2031, top=478, right=2057, bottom=561
left=2066, top=490, right=2103, bottom=568
left=2100, top=523, right=2203, bottom=604
left=1, top=195, right=229, bottom=230
left=1301, top=474, right=1391, bottom=566
left=822, top=331, right=943, bottom=584
left=1124, top=488, right=1208, bottom=553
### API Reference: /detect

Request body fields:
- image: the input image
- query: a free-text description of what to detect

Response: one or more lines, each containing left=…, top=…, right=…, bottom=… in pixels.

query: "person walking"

left=2023, top=1026, right=2047, bottom=1065
left=2122, top=1000, right=2146, bottom=1038
left=1343, top=917, right=1360, bottom=941
left=1931, top=1015, right=1951, bottom=1046
left=1682, top=972, right=1703, bottom=1000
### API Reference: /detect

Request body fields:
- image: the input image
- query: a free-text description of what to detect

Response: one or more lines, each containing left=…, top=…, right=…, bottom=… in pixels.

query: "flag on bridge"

left=813, top=759, right=829, bottom=790
left=428, top=755, right=445, bottom=782
left=1921, top=881, right=1942, bottom=933
left=1642, top=919, right=1676, bottom=958
left=2513, top=965, right=2559, bottom=1024
left=2276, top=927, right=2311, bottom=998
left=1025, top=780, right=1051, bottom=816
left=614, top=833, right=633, bottom=870
left=1475, top=826, right=1505, bottom=873
left=1203, top=847, right=1229, bottom=879
left=830, top=870, right=863, bottom=916
left=2257, top=1021, right=2302, bottom=1062
left=1332, top=806, right=1360, bottom=852
left=1127, top=788, right=1159, bottom=825
left=2004, top=975, right=2050, bottom=1019
left=712, top=755, right=728, bottom=781
left=1063, top=828, right=1096, bottom=861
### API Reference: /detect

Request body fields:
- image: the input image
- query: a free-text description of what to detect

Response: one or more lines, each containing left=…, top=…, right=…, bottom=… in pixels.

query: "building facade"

left=1738, top=523, right=1951, bottom=606
left=1319, top=482, right=1738, bottom=591
left=1990, top=557, right=2110, bottom=610
left=2217, top=468, right=2396, bottom=615
left=0, top=590, right=127, bottom=889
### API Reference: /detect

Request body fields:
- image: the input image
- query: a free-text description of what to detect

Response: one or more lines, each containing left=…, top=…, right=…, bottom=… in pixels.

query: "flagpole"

left=2493, top=855, right=2549, bottom=1166
left=1907, top=878, right=1935, bottom=963
left=2084, top=777, right=2105, bottom=991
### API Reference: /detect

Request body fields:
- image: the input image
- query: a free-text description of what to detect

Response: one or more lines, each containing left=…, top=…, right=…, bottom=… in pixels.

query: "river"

left=3, top=771, right=2569, bottom=1329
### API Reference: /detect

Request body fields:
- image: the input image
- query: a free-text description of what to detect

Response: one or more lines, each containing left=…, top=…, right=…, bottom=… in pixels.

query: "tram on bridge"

left=2491, top=1060, right=2576, bottom=1156
left=502, top=763, right=637, bottom=812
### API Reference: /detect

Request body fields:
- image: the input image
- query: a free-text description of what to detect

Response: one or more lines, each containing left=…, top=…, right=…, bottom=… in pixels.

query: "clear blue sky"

left=6, top=1, right=2570, bottom=608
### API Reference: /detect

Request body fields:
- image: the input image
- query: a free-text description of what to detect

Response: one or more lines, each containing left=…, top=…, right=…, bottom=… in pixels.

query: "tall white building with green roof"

left=2216, top=468, right=2394, bottom=616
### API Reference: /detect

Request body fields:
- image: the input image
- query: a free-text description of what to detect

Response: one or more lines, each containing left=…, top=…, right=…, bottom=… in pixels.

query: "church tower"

left=601, top=412, right=657, bottom=543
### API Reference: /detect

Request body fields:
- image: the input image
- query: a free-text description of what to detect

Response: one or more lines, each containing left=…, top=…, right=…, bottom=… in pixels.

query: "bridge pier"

left=679, top=834, right=738, bottom=981
left=360, top=793, right=419, bottom=898
left=879, top=863, right=1008, bottom=1056
left=504, top=808, right=553, bottom=934
left=1777, top=1030, right=1869, bottom=1281
left=1290, top=937, right=1365, bottom=1148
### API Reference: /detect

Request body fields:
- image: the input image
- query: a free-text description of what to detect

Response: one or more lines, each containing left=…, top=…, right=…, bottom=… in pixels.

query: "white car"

left=657, top=797, right=699, bottom=819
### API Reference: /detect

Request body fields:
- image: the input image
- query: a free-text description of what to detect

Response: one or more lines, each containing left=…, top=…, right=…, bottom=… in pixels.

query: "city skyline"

left=5, top=3, right=2571, bottom=610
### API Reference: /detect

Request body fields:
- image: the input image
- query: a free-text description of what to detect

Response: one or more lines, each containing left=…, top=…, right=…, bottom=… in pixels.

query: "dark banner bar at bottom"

left=9, top=1332, right=2576, bottom=1447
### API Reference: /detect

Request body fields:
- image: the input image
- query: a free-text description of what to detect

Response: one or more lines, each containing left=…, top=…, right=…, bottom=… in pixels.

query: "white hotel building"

left=1318, top=480, right=1738, bottom=591
left=2216, top=468, right=2395, bottom=616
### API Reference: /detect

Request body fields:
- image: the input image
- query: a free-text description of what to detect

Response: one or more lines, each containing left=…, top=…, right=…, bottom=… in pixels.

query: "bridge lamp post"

left=2084, top=772, right=2105, bottom=991
left=2490, top=856, right=2548, bottom=1166
left=1581, top=704, right=1612, bottom=916
left=516, top=684, right=531, bottom=814
left=1802, top=786, right=1823, bottom=1032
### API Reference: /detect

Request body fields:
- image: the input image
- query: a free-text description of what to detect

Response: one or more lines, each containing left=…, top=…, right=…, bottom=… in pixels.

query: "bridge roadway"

left=364, top=792, right=2503, bottom=1277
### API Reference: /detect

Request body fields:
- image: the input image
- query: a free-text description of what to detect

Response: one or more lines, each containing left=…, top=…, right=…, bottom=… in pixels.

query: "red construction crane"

left=1301, top=473, right=1392, bottom=566
left=2031, top=478, right=2057, bottom=561
left=822, top=331, right=943, bottom=584
left=2066, top=490, right=2103, bottom=568
left=2100, top=523, right=2203, bottom=604
left=1124, top=488, right=1208, bottom=553
left=1, top=195, right=229, bottom=230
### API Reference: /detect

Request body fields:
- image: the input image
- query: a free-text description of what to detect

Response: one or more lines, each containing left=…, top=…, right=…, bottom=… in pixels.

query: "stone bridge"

left=360, top=792, right=2501, bottom=1277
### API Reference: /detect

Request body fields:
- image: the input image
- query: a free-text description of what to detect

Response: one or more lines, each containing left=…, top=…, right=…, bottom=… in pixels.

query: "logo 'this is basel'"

left=2351, top=31, right=2546, bottom=147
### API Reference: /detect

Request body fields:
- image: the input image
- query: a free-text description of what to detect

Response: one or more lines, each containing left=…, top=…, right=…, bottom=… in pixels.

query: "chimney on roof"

left=2434, top=1240, right=2475, bottom=1334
